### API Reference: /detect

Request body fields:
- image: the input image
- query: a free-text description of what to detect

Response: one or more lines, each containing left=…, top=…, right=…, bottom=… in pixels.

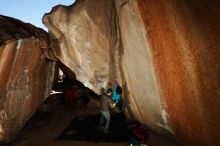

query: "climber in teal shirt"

left=111, top=83, right=122, bottom=110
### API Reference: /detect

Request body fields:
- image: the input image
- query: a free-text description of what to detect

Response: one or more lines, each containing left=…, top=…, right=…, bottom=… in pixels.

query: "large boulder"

left=43, top=0, right=117, bottom=93
left=131, top=0, right=220, bottom=145
left=43, top=0, right=220, bottom=145
left=0, top=15, right=56, bottom=142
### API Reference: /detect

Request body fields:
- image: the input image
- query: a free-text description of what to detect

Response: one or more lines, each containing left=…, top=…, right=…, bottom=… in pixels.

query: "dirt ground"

left=3, top=93, right=180, bottom=146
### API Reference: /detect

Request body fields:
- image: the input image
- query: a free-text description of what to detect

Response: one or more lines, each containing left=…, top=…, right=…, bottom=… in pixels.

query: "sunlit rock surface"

left=0, top=15, right=56, bottom=142
left=43, top=0, right=117, bottom=93
left=44, top=0, right=220, bottom=145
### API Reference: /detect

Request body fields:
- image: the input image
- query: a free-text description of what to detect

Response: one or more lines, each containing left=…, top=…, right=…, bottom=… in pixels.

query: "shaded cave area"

left=4, top=62, right=178, bottom=146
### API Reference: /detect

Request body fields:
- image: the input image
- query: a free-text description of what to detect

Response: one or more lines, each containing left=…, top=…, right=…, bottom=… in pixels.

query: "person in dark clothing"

left=60, top=86, right=78, bottom=106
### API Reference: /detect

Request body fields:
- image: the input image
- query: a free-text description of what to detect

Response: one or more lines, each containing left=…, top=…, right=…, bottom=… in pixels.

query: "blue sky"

left=0, top=0, right=75, bottom=30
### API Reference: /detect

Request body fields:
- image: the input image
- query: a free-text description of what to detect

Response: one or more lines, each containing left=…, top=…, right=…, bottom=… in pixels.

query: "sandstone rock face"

left=43, top=0, right=117, bottom=93
left=43, top=0, right=220, bottom=145
left=133, top=0, right=220, bottom=145
left=0, top=15, right=56, bottom=142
